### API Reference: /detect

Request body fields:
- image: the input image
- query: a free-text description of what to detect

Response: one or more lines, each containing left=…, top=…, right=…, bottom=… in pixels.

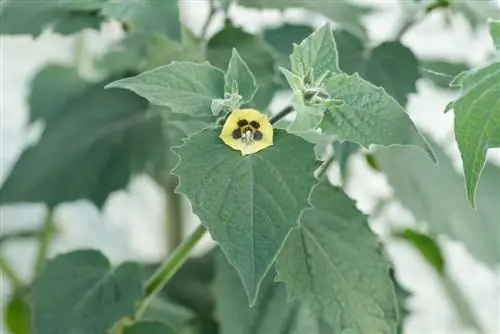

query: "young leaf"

left=376, top=138, right=500, bottom=266
left=101, top=0, right=181, bottom=41
left=225, top=49, right=258, bottom=105
left=207, top=23, right=278, bottom=110
left=290, top=24, right=340, bottom=81
left=276, top=182, right=398, bottom=333
left=0, top=0, right=104, bottom=37
left=31, top=250, right=143, bottom=334
left=172, top=129, right=317, bottom=304
left=320, top=73, right=435, bottom=162
left=214, top=250, right=333, bottom=334
left=5, top=294, right=31, bottom=334
left=106, top=62, right=225, bottom=116
left=364, top=42, right=421, bottom=106
left=123, top=321, right=175, bottom=334
left=446, top=61, right=500, bottom=207
left=490, top=20, right=500, bottom=50
left=0, top=68, right=166, bottom=208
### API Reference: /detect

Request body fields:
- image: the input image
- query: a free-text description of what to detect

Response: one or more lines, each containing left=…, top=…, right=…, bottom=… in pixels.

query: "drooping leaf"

left=446, top=61, right=500, bottom=206
left=5, top=293, right=31, bottom=334
left=173, top=129, right=317, bottom=304
left=225, top=49, right=258, bottom=105
left=491, top=20, right=500, bottom=50
left=0, top=68, right=166, bottom=208
left=333, top=140, right=361, bottom=182
left=320, top=73, right=435, bottom=161
left=123, top=321, right=175, bottom=334
left=214, top=250, right=333, bottom=334
left=207, top=22, right=278, bottom=110
left=101, top=0, right=181, bottom=41
left=420, top=59, right=470, bottom=89
left=0, top=0, right=105, bottom=37
left=364, top=42, right=420, bottom=106
left=375, top=137, right=500, bottom=266
left=276, top=181, right=398, bottom=333
left=107, top=62, right=225, bottom=116
left=31, top=250, right=143, bottom=334
left=264, top=23, right=314, bottom=59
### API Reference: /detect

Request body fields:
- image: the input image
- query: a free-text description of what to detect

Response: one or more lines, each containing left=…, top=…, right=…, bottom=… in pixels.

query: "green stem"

left=200, top=0, right=216, bottom=40
left=0, top=256, right=24, bottom=292
left=74, top=32, right=87, bottom=76
left=164, top=177, right=184, bottom=253
left=270, top=105, right=294, bottom=125
left=315, top=154, right=335, bottom=181
left=136, top=224, right=207, bottom=317
left=34, top=210, right=55, bottom=275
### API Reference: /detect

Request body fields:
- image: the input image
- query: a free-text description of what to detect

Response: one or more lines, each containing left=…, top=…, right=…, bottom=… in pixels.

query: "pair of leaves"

left=444, top=20, right=500, bottom=206
left=0, top=0, right=105, bottom=36
left=0, top=65, right=167, bottom=208
left=0, top=0, right=182, bottom=40
left=376, top=137, right=500, bottom=266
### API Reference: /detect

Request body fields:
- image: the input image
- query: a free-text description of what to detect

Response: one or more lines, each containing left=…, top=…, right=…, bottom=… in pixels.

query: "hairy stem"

left=0, top=256, right=24, bottom=292
left=164, top=177, right=184, bottom=253
left=270, top=105, right=294, bottom=125
left=136, top=224, right=207, bottom=317
left=34, top=210, right=55, bottom=275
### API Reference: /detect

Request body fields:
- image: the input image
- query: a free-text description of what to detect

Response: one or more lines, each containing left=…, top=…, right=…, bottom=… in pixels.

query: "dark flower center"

left=232, top=119, right=263, bottom=143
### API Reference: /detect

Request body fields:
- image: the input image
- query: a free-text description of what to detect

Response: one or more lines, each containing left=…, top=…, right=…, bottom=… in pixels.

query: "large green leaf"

left=101, top=0, right=181, bottom=41
left=446, top=61, right=500, bottom=206
left=320, top=73, right=435, bottom=161
left=123, top=321, right=175, bottom=334
left=491, top=20, right=500, bottom=50
left=207, top=22, right=278, bottom=110
left=264, top=24, right=314, bottom=59
left=0, top=66, right=166, bottom=208
left=225, top=49, right=258, bottom=105
left=107, top=62, right=225, bottom=116
left=276, top=181, right=398, bottom=333
left=364, top=42, right=420, bottom=106
left=31, top=250, right=143, bottom=334
left=172, top=129, right=317, bottom=304
left=214, top=250, right=333, bottom=334
left=334, top=30, right=365, bottom=75
left=237, top=0, right=373, bottom=39
left=375, top=138, right=500, bottom=266
left=0, top=0, right=104, bottom=37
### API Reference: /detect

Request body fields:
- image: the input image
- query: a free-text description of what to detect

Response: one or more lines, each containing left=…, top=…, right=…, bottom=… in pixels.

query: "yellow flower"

left=220, top=108, right=273, bottom=155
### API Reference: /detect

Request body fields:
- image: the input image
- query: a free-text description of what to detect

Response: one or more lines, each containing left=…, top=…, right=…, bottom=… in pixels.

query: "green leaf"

left=334, top=30, right=365, bottom=75
left=389, top=269, right=411, bottom=334
left=375, top=137, right=500, bottom=266
left=276, top=181, right=398, bottom=333
left=264, top=24, right=314, bottom=57
left=124, top=321, right=175, bottom=334
left=5, top=294, right=31, bottom=334
left=446, top=61, right=500, bottom=206
left=420, top=59, right=470, bottom=89
left=333, top=140, right=361, bottom=182
left=101, top=0, right=181, bottom=41
left=364, top=42, right=420, bottom=106
left=106, top=62, right=225, bottom=116
left=225, top=49, right=258, bottom=105
left=394, top=229, right=445, bottom=275
left=451, top=0, right=500, bottom=30
left=28, top=65, right=87, bottom=124
left=0, top=69, right=166, bottom=208
left=238, top=0, right=373, bottom=39
left=207, top=22, right=278, bottom=110
left=320, top=73, right=435, bottom=162
left=173, top=129, right=317, bottom=304
left=0, top=0, right=104, bottom=37
left=490, top=20, right=500, bottom=50
left=290, top=24, right=340, bottom=81
left=31, top=250, right=143, bottom=334
left=214, top=250, right=333, bottom=334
